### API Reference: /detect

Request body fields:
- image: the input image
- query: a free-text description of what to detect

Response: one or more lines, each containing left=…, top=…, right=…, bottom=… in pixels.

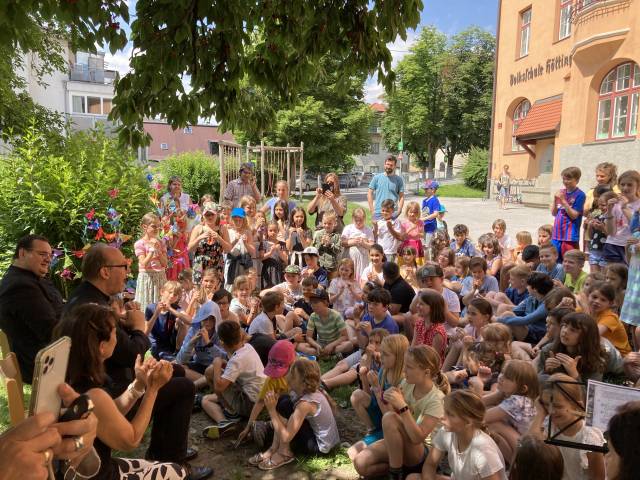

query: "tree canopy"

left=382, top=26, right=495, bottom=176
left=0, top=1, right=424, bottom=147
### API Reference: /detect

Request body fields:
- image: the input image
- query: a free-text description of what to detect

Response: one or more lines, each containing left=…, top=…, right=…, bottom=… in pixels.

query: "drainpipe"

left=486, top=0, right=502, bottom=200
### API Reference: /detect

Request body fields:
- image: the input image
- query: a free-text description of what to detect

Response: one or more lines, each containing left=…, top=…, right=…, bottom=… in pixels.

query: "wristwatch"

left=396, top=405, right=410, bottom=415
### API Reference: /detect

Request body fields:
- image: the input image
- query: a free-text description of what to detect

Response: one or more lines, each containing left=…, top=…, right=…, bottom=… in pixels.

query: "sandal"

left=258, top=453, right=295, bottom=471
left=248, top=452, right=267, bottom=467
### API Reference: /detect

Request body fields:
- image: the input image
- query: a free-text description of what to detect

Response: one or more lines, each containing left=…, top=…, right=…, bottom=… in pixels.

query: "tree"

left=382, top=27, right=448, bottom=178
left=441, top=27, right=495, bottom=176
left=234, top=58, right=373, bottom=173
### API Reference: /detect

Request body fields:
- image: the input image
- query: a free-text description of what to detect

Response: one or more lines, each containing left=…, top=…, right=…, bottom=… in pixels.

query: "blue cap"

left=424, top=180, right=440, bottom=190
left=231, top=207, right=246, bottom=218
left=192, top=300, right=221, bottom=326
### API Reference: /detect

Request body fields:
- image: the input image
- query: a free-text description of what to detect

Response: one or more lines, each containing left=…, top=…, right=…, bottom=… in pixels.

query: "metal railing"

left=571, top=0, right=631, bottom=21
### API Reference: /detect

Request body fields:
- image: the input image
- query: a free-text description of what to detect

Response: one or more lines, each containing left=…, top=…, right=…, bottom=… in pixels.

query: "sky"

left=104, top=0, right=499, bottom=109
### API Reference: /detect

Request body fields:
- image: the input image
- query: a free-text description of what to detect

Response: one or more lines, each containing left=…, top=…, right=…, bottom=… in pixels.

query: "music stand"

left=544, top=379, right=608, bottom=454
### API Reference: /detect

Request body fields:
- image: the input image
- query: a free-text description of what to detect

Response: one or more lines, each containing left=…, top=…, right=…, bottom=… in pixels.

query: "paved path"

left=343, top=187, right=554, bottom=241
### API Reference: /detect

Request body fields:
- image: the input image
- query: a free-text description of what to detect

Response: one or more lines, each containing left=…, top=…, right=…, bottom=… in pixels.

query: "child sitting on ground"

left=144, top=280, right=192, bottom=360
left=483, top=360, right=540, bottom=465
left=297, top=288, right=353, bottom=357
left=536, top=243, right=565, bottom=281
left=485, top=265, right=530, bottom=316
left=290, top=276, right=317, bottom=331
left=328, top=258, right=363, bottom=319
left=301, top=246, right=329, bottom=288
left=461, top=257, right=499, bottom=307
left=230, top=275, right=261, bottom=328
left=478, top=232, right=503, bottom=279
left=247, top=291, right=302, bottom=342
left=465, top=323, right=512, bottom=395
left=450, top=223, right=477, bottom=257
left=202, top=321, right=266, bottom=437
left=537, top=224, right=553, bottom=246
left=373, top=199, right=404, bottom=263
left=588, top=281, right=631, bottom=357
left=412, top=289, right=448, bottom=363
left=312, top=212, right=343, bottom=277
left=443, top=297, right=492, bottom=372
left=492, top=219, right=516, bottom=263
left=562, top=249, right=588, bottom=292
left=321, top=328, right=389, bottom=390
left=250, top=358, right=340, bottom=471
left=511, top=307, right=571, bottom=361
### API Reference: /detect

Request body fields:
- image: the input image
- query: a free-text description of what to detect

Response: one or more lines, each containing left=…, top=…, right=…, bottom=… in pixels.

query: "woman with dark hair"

left=160, top=176, right=192, bottom=214
left=606, top=400, right=640, bottom=480
left=509, top=435, right=563, bottom=480
left=53, top=303, right=188, bottom=480
left=307, top=172, right=347, bottom=233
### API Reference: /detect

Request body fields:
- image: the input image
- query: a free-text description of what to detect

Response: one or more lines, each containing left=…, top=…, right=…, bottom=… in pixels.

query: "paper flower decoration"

left=108, top=188, right=120, bottom=199
left=107, top=207, right=119, bottom=219
left=146, top=173, right=154, bottom=182
left=60, top=268, right=76, bottom=280
left=87, top=219, right=101, bottom=230
left=85, top=209, right=96, bottom=220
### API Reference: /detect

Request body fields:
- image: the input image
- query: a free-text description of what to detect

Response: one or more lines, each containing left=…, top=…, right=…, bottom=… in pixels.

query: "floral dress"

left=192, top=235, right=225, bottom=285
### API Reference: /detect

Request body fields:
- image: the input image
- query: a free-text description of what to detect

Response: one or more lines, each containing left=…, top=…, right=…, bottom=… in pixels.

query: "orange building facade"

left=490, top=0, right=640, bottom=204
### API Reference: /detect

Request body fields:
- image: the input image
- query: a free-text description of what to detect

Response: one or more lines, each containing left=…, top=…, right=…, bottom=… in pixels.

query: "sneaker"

left=363, top=429, right=383, bottom=445
left=193, top=393, right=203, bottom=413
left=297, top=352, right=317, bottom=361
left=251, top=420, right=272, bottom=450
left=202, top=421, right=238, bottom=439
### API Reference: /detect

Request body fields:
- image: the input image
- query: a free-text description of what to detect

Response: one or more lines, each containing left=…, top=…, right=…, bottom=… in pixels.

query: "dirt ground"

left=129, top=403, right=366, bottom=480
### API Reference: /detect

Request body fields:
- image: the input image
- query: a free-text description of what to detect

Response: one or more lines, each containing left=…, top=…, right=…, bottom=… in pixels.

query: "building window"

left=70, top=94, right=112, bottom=115
left=184, top=126, right=193, bottom=134
left=512, top=99, right=531, bottom=151
left=519, top=8, right=532, bottom=58
left=87, top=97, right=101, bottom=114
left=559, top=0, right=572, bottom=40
left=160, top=143, right=169, bottom=150
left=370, top=143, right=380, bottom=154
left=102, top=98, right=112, bottom=114
left=72, top=95, right=85, bottom=113
left=596, top=62, right=640, bottom=140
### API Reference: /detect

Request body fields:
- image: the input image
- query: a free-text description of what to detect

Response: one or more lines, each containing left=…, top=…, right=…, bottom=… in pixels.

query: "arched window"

left=512, top=99, right=531, bottom=151
left=596, top=62, right=640, bottom=140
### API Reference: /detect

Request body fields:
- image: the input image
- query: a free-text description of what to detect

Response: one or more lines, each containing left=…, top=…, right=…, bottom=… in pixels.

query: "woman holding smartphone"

left=307, top=172, right=347, bottom=233
left=53, top=303, right=188, bottom=480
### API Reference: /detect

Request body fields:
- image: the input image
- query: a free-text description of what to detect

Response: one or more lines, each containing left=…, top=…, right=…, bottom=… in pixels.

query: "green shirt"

left=308, top=309, right=346, bottom=344
left=564, top=270, right=587, bottom=293
left=312, top=229, right=343, bottom=271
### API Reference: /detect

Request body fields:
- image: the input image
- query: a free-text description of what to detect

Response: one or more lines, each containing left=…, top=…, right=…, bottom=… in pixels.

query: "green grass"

left=435, top=184, right=485, bottom=198
left=0, top=382, right=31, bottom=432
left=297, top=446, right=353, bottom=474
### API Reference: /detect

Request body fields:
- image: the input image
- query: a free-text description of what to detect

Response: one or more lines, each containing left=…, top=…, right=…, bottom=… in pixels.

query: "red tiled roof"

left=370, top=103, right=387, bottom=112
left=515, top=97, right=562, bottom=138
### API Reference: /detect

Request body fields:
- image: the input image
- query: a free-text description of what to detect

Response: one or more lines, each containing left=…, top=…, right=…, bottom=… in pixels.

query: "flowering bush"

left=0, top=124, right=153, bottom=297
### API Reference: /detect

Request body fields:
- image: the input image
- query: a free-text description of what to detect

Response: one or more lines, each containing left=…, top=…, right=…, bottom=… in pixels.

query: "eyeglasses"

left=103, top=264, right=130, bottom=272
left=27, top=249, right=53, bottom=260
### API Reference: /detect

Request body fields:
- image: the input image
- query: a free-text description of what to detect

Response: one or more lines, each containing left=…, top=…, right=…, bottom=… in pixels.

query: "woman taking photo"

left=53, top=303, right=188, bottom=480
left=188, top=201, right=232, bottom=285
left=307, top=172, right=347, bottom=233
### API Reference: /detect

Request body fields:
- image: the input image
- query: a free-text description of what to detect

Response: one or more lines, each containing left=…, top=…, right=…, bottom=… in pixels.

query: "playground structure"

left=217, top=140, right=304, bottom=203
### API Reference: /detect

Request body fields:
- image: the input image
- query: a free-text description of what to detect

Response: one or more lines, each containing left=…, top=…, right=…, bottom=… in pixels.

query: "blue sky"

left=105, top=0, right=500, bottom=104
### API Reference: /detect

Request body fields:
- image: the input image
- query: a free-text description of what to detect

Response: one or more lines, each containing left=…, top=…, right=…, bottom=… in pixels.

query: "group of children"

left=121, top=164, right=640, bottom=478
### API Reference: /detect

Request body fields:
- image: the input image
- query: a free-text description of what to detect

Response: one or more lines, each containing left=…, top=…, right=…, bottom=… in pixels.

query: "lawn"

left=435, top=184, right=485, bottom=198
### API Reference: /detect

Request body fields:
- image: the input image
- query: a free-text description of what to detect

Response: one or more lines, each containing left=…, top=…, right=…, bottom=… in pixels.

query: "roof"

left=370, top=103, right=387, bottom=113
left=515, top=96, right=562, bottom=139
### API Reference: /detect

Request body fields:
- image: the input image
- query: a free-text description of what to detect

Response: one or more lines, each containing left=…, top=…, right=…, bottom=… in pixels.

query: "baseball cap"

left=309, top=288, right=329, bottom=301
left=424, top=180, right=440, bottom=190
left=417, top=264, right=443, bottom=279
left=284, top=264, right=301, bottom=274
left=192, top=300, right=221, bottom=326
left=202, top=202, right=218, bottom=215
left=264, top=340, right=296, bottom=378
left=438, top=205, right=447, bottom=213
left=302, top=246, right=319, bottom=256
left=231, top=207, right=246, bottom=218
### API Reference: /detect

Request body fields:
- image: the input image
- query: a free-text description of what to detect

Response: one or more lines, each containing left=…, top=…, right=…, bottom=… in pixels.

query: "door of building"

left=539, top=143, right=554, bottom=175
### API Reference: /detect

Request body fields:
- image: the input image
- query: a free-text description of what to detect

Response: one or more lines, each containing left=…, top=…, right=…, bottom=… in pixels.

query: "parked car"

left=295, top=173, right=320, bottom=192
left=361, top=172, right=373, bottom=185
left=338, top=173, right=356, bottom=189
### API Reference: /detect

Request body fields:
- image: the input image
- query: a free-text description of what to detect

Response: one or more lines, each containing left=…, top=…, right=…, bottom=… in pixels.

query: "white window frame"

left=559, top=0, right=572, bottom=40
left=520, top=9, right=532, bottom=58
left=183, top=126, right=193, bottom=134
left=160, top=143, right=169, bottom=150
left=512, top=100, right=531, bottom=151
left=69, top=93, right=113, bottom=116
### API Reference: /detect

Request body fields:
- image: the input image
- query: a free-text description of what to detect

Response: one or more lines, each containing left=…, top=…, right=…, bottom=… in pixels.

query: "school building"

left=490, top=0, right=640, bottom=206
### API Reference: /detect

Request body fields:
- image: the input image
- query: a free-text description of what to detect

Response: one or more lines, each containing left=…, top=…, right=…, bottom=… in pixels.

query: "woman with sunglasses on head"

left=308, top=172, right=348, bottom=234
left=188, top=202, right=232, bottom=285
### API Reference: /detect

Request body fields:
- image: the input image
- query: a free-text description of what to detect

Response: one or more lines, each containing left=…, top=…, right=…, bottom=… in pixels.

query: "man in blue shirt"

left=368, top=155, right=405, bottom=220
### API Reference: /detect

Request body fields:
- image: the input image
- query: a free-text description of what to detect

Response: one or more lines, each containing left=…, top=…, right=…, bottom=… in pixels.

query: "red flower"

left=60, top=269, right=76, bottom=281
left=108, top=188, right=120, bottom=199
left=85, top=209, right=96, bottom=220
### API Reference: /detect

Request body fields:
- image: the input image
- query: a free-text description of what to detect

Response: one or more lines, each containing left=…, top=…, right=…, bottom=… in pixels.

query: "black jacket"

left=65, top=281, right=150, bottom=395
left=0, top=266, right=64, bottom=383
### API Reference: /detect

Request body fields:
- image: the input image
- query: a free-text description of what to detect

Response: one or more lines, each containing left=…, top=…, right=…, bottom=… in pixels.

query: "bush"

left=461, top=147, right=488, bottom=190
left=0, top=125, right=153, bottom=297
left=156, top=151, right=224, bottom=202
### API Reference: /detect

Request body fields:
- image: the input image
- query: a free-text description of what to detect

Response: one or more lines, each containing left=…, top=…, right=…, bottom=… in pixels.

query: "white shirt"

left=248, top=312, right=274, bottom=337
left=221, top=343, right=266, bottom=402
left=376, top=218, right=403, bottom=255
left=433, top=429, right=507, bottom=480
left=360, top=265, right=384, bottom=286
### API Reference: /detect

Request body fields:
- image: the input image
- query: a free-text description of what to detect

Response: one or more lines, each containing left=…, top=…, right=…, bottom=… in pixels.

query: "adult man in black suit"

left=0, top=235, right=63, bottom=383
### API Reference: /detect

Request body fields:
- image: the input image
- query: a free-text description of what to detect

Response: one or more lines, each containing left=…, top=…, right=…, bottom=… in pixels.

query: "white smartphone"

left=29, top=336, right=71, bottom=419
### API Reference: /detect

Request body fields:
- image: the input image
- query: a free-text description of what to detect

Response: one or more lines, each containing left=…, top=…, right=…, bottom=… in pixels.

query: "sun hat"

left=284, top=264, right=301, bottom=274
left=264, top=340, right=296, bottom=378
left=302, top=246, right=319, bottom=256
left=192, top=300, right=221, bottom=326
left=417, top=264, right=444, bottom=279
left=231, top=207, right=246, bottom=218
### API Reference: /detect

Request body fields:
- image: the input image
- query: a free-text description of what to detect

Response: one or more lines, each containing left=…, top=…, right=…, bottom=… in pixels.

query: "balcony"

left=69, top=63, right=116, bottom=84
left=571, top=0, right=632, bottom=22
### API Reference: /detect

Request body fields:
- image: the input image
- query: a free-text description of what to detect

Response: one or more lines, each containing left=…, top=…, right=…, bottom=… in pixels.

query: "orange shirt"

left=597, top=309, right=631, bottom=357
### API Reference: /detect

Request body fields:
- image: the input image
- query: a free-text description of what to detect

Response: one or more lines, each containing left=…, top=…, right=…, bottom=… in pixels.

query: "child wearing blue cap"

left=225, top=206, right=256, bottom=290
left=421, top=180, right=441, bottom=260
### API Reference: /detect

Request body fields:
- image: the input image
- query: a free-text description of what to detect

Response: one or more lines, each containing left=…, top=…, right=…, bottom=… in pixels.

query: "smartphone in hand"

left=29, top=337, right=71, bottom=419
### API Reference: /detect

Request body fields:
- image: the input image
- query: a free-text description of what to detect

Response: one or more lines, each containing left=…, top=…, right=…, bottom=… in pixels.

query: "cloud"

left=364, top=29, right=420, bottom=104
left=104, top=46, right=132, bottom=75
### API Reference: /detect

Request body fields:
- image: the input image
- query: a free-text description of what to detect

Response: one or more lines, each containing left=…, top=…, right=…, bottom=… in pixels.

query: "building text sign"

left=510, top=54, right=572, bottom=87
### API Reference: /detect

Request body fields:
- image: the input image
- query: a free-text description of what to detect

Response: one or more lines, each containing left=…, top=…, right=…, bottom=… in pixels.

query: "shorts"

left=187, top=362, right=207, bottom=375
left=551, top=239, right=579, bottom=262
left=589, top=250, right=607, bottom=267
left=402, top=447, right=429, bottom=476
left=344, top=350, right=363, bottom=370
left=220, top=384, right=254, bottom=418
left=603, top=243, right=628, bottom=264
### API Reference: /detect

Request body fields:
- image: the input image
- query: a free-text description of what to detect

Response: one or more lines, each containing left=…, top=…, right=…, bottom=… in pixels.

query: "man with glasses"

left=223, top=162, right=261, bottom=208
left=65, top=244, right=212, bottom=480
left=0, top=234, right=64, bottom=383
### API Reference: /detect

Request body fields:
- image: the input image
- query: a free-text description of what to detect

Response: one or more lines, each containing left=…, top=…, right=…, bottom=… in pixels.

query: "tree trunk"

left=446, top=150, right=455, bottom=178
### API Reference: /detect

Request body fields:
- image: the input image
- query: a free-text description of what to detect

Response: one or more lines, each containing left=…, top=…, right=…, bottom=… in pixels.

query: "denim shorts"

left=589, top=250, right=607, bottom=267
